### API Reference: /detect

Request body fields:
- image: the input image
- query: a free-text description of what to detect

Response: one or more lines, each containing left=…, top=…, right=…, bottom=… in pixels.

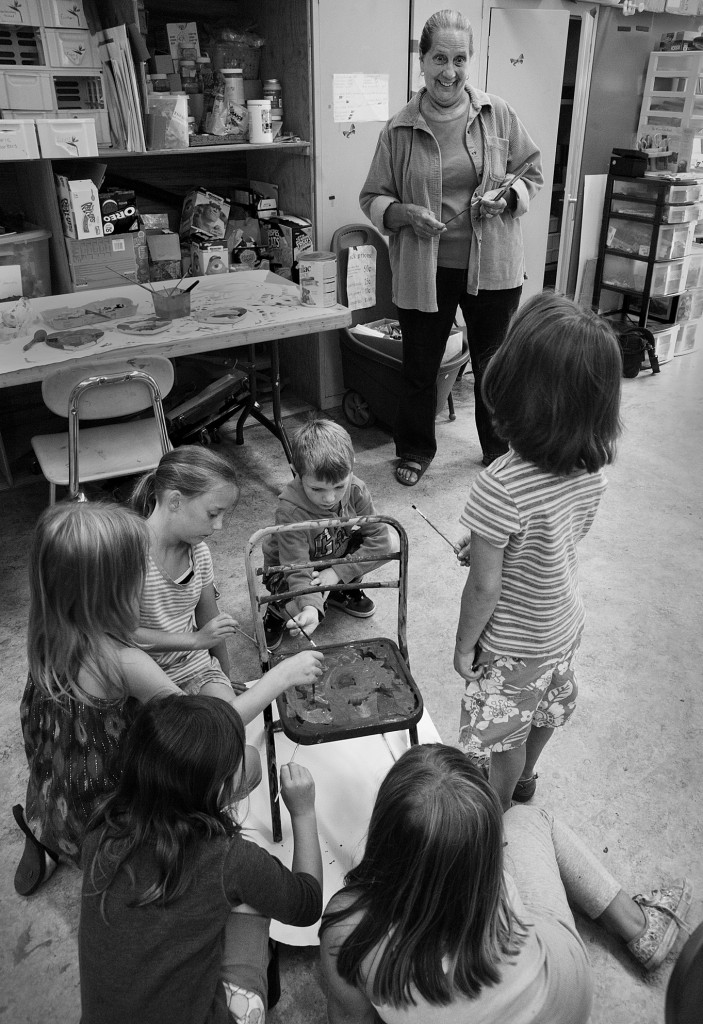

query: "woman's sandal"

left=395, top=460, right=429, bottom=487
left=12, top=804, right=59, bottom=897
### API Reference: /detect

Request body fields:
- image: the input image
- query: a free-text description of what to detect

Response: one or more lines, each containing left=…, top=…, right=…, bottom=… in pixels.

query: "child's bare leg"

left=522, top=723, right=555, bottom=780
left=490, top=745, right=527, bottom=812
left=597, top=890, right=647, bottom=941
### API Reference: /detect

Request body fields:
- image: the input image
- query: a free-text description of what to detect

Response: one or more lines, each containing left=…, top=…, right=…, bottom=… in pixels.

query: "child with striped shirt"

left=131, top=446, right=323, bottom=711
left=454, top=293, right=622, bottom=810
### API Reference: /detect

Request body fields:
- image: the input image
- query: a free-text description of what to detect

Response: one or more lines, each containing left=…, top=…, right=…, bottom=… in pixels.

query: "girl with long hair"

left=13, top=501, right=322, bottom=897
left=454, top=292, right=623, bottom=809
left=320, top=744, right=692, bottom=1024
left=80, top=696, right=323, bottom=1024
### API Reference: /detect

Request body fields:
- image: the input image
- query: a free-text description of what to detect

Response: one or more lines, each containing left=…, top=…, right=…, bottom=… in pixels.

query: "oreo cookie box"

left=263, top=215, right=313, bottom=281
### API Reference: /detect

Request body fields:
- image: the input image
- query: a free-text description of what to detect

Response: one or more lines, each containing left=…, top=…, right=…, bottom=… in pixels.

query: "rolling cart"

left=245, top=514, right=424, bottom=842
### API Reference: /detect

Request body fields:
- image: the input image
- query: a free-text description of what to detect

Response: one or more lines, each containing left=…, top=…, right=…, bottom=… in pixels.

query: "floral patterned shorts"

left=458, top=638, right=581, bottom=759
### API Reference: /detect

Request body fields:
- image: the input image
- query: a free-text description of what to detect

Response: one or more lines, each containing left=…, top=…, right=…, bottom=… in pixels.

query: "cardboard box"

left=263, top=214, right=314, bottom=280
left=99, top=187, right=139, bottom=235
left=55, top=174, right=103, bottom=239
left=179, top=187, right=230, bottom=240
left=36, top=118, right=99, bottom=159
left=150, top=55, right=175, bottom=75
left=166, top=22, right=201, bottom=60
left=145, top=230, right=181, bottom=262
left=65, top=233, right=137, bottom=289
left=191, top=238, right=229, bottom=275
left=0, top=119, right=40, bottom=160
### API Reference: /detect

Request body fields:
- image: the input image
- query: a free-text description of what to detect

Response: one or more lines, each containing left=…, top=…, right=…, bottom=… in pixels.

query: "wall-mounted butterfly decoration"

left=343, top=123, right=356, bottom=139
left=510, top=53, right=524, bottom=66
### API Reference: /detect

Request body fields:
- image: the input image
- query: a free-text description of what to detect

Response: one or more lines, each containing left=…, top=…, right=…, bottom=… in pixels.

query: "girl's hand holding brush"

left=455, top=531, right=472, bottom=567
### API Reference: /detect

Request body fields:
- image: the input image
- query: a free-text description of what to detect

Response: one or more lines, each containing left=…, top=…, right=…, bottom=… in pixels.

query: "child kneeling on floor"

left=80, top=694, right=323, bottom=1024
left=262, top=417, right=399, bottom=650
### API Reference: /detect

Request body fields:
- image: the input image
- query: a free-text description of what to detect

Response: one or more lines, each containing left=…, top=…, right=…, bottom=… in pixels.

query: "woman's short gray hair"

left=419, top=9, right=474, bottom=59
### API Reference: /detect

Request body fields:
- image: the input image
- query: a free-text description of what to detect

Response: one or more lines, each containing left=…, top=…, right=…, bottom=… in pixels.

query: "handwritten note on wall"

left=333, top=74, right=389, bottom=123
left=346, top=245, right=376, bottom=311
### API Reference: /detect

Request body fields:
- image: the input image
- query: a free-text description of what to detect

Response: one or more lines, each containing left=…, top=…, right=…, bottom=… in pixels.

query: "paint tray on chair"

left=273, top=637, right=423, bottom=744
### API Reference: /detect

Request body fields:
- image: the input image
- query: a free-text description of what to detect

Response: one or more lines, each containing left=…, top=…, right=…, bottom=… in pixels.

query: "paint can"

left=298, top=251, right=337, bottom=307
left=247, top=99, right=273, bottom=144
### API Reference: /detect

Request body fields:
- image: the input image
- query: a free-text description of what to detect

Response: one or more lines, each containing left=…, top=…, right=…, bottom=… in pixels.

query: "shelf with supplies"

left=592, top=173, right=703, bottom=364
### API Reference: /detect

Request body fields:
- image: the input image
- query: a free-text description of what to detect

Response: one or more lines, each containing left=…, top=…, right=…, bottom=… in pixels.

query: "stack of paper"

left=96, top=25, right=146, bottom=152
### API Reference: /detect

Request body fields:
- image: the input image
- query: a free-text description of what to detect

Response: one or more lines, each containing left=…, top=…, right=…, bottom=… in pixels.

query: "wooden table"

left=0, top=271, right=351, bottom=484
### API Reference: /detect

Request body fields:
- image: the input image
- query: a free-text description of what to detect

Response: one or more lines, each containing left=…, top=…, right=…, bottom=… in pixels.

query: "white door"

left=483, top=8, right=570, bottom=300
left=312, top=0, right=409, bottom=406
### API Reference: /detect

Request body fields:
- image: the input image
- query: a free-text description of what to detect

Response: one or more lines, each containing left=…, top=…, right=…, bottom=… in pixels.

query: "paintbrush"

left=167, top=272, right=187, bottom=297
left=274, top=743, right=302, bottom=804
left=411, top=504, right=457, bottom=552
left=181, top=280, right=200, bottom=295
left=284, top=602, right=319, bottom=701
left=107, top=266, right=156, bottom=294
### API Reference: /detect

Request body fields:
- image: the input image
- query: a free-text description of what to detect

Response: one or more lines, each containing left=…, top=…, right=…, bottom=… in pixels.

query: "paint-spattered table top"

left=0, top=270, right=351, bottom=388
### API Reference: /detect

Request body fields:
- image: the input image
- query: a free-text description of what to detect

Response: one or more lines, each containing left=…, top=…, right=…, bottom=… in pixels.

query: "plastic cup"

left=151, top=288, right=191, bottom=319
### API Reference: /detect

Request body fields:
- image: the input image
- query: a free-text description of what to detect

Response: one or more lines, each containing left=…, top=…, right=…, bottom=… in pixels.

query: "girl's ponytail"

left=130, top=469, right=159, bottom=518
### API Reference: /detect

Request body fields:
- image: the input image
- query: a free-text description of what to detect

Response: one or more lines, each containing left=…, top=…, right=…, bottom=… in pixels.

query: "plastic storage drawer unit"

left=645, top=323, right=679, bottom=366
left=674, top=318, right=700, bottom=355
left=0, top=226, right=52, bottom=297
left=614, top=180, right=703, bottom=204
left=602, top=255, right=688, bottom=295
left=606, top=219, right=693, bottom=259
left=610, top=198, right=700, bottom=223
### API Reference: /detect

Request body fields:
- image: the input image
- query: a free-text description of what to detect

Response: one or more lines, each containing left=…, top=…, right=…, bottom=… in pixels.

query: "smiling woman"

left=360, top=9, right=543, bottom=485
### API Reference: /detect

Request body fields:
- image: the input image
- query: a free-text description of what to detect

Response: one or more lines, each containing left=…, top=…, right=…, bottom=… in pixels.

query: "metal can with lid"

left=263, top=78, right=283, bottom=116
left=298, top=251, right=337, bottom=307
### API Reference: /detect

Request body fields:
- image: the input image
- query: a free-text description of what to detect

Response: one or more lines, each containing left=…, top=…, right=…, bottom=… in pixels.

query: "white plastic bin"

left=646, top=323, right=679, bottom=366
left=615, top=180, right=703, bottom=204
left=602, top=255, right=688, bottom=295
left=610, top=198, right=700, bottom=223
left=685, top=243, right=703, bottom=288
left=674, top=318, right=700, bottom=355
left=0, top=225, right=52, bottom=297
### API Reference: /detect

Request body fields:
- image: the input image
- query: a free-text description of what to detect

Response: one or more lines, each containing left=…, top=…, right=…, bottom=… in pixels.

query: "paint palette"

left=42, top=297, right=138, bottom=330
left=274, top=638, right=423, bottom=743
left=192, top=307, right=247, bottom=325
left=45, top=328, right=103, bottom=350
left=115, top=317, right=171, bottom=336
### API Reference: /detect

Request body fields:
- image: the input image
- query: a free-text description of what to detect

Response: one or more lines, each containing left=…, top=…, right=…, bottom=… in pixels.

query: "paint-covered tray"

left=41, top=297, right=139, bottom=330
left=274, top=637, right=423, bottom=743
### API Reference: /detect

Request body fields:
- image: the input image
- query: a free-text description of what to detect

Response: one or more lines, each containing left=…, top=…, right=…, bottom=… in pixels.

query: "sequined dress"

left=19, top=675, right=137, bottom=863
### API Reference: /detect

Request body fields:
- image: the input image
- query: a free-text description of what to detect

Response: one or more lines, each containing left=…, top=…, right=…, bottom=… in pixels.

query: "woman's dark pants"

left=395, top=267, right=521, bottom=464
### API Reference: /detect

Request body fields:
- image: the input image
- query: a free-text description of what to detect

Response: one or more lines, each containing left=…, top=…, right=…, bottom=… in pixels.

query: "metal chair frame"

left=245, top=514, right=422, bottom=842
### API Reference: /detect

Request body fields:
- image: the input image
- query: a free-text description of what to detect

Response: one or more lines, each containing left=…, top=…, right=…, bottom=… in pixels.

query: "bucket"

left=298, top=251, right=337, bottom=307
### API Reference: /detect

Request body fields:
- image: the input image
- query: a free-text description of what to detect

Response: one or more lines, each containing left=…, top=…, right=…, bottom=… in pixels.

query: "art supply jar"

left=205, top=68, right=248, bottom=139
left=298, top=251, right=338, bottom=307
left=247, top=99, right=272, bottom=144
left=263, top=78, right=283, bottom=117
left=150, top=74, right=169, bottom=93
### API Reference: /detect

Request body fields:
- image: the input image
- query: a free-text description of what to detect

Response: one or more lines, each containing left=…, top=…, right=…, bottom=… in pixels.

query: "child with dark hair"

left=80, top=695, right=323, bottom=1024
left=262, top=417, right=398, bottom=650
left=454, top=292, right=623, bottom=810
left=320, top=744, right=693, bottom=1024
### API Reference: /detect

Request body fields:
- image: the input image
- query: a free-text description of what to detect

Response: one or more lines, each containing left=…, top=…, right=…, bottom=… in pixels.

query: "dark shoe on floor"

left=13, top=804, right=59, bottom=897
left=267, top=940, right=281, bottom=1010
left=327, top=589, right=375, bottom=618
left=512, top=773, right=538, bottom=802
left=263, top=608, right=286, bottom=651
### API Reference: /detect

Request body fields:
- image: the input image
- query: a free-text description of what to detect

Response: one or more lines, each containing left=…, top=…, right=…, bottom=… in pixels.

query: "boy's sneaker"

left=327, top=589, right=375, bottom=618
left=627, top=878, right=693, bottom=971
left=263, top=608, right=286, bottom=651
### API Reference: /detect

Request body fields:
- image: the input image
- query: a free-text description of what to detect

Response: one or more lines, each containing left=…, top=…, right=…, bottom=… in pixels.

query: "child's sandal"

left=627, top=878, right=693, bottom=971
left=511, top=773, right=538, bottom=803
left=13, top=804, right=59, bottom=897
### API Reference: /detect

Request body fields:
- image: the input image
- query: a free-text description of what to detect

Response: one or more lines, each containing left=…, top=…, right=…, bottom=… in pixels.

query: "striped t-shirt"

left=460, top=451, right=607, bottom=658
left=139, top=541, right=230, bottom=692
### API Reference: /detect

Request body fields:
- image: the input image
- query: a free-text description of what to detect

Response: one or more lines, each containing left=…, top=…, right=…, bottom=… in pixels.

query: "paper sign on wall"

left=346, top=245, right=376, bottom=310
left=333, top=74, right=389, bottom=123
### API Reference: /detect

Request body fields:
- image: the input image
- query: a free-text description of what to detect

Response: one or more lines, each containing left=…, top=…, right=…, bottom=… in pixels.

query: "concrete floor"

left=1, top=350, right=702, bottom=1023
